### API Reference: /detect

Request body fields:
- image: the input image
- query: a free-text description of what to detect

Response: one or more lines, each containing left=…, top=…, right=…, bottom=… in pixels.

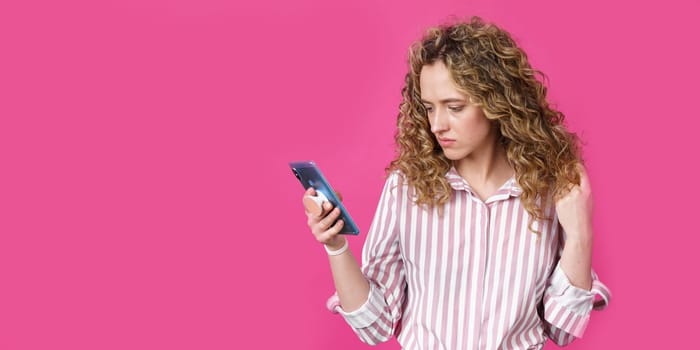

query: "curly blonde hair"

left=387, top=16, right=582, bottom=228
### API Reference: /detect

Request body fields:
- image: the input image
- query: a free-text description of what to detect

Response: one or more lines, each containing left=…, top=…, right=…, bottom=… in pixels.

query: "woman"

left=302, top=17, right=610, bottom=349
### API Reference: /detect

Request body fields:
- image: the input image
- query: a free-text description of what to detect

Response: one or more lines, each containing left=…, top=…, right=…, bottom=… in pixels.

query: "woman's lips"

left=438, top=138, right=455, bottom=147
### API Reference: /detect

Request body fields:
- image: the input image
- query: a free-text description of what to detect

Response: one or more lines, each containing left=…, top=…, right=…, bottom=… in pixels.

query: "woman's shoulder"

left=380, top=170, right=416, bottom=199
left=384, top=169, right=409, bottom=186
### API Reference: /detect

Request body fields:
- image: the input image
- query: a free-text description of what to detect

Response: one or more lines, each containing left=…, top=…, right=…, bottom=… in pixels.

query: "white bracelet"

left=325, top=239, right=349, bottom=256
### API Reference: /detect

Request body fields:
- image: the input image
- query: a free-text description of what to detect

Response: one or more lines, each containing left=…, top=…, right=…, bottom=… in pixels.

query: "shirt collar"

left=445, top=167, right=522, bottom=201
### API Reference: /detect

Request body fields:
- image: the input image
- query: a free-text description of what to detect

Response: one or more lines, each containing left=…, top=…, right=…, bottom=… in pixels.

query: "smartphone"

left=289, top=161, right=360, bottom=235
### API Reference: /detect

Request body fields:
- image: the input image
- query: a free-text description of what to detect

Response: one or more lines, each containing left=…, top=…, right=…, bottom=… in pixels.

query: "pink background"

left=1, top=0, right=698, bottom=349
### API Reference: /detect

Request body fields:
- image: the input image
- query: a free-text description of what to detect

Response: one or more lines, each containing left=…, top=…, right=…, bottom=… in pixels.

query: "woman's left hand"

left=555, top=164, right=594, bottom=242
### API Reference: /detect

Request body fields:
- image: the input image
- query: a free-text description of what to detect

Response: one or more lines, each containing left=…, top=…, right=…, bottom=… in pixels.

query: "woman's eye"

left=424, top=106, right=433, bottom=113
left=448, top=105, right=464, bottom=112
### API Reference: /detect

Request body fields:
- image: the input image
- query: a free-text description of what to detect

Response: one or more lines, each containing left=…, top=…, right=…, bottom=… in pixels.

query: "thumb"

left=305, top=187, right=316, bottom=196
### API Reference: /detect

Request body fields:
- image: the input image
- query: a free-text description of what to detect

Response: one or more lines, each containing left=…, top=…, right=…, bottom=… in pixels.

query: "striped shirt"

left=327, top=168, right=610, bottom=349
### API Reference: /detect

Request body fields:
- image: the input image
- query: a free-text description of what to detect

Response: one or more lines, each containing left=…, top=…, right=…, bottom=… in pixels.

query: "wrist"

left=325, top=236, right=347, bottom=250
left=562, top=236, right=593, bottom=260
left=565, top=232, right=593, bottom=246
left=324, top=237, right=348, bottom=256
left=563, top=224, right=593, bottom=242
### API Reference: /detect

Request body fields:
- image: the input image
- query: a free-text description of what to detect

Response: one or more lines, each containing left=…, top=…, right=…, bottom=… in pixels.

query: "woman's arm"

left=558, top=234, right=593, bottom=290
left=555, top=165, right=594, bottom=290
left=305, top=189, right=370, bottom=312
left=303, top=173, right=407, bottom=345
left=540, top=165, right=610, bottom=345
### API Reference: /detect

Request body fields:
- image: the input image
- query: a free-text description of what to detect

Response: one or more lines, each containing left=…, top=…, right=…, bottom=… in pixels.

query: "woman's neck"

left=453, top=142, right=513, bottom=200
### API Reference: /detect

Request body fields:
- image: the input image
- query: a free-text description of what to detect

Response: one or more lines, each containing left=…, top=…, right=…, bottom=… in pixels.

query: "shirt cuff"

left=543, top=263, right=596, bottom=338
left=326, top=283, right=385, bottom=329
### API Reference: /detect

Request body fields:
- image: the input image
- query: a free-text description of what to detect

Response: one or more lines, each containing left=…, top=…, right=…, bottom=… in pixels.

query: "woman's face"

left=419, top=61, right=498, bottom=162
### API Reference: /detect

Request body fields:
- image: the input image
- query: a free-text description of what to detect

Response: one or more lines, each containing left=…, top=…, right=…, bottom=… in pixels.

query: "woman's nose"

left=430, top=109, right=448, bottom=133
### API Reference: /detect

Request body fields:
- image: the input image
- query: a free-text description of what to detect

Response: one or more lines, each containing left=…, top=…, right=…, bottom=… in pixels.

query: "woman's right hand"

left=304, top=187, right=346, bottom=250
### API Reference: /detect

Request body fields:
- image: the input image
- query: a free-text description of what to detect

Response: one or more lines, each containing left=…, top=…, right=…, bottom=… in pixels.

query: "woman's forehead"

left=419, top=63, right=469, bottom=102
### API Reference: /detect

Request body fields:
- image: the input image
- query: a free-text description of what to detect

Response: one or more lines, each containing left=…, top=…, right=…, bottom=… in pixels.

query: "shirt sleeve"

left=541, top=259, right=611, bottom=345
left=325, top=172, right=406, bottom=345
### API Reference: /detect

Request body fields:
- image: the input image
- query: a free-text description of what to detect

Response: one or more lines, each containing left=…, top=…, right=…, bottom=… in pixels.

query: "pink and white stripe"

left=327, top=168, right=611, bottom=349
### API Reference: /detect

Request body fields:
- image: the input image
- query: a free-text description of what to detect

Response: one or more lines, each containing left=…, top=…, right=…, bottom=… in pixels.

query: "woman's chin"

left=442, top=149, right=468, bottom=161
